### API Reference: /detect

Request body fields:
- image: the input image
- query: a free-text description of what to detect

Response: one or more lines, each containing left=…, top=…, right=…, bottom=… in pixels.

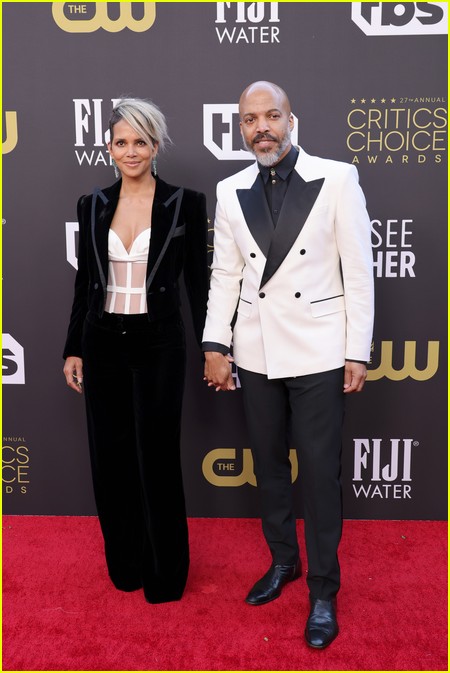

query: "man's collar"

left=258, top=145, right=299, bottom=183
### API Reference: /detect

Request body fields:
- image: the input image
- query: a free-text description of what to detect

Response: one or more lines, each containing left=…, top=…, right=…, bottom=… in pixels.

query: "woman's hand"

left=63, top=356, right=84, bottom=394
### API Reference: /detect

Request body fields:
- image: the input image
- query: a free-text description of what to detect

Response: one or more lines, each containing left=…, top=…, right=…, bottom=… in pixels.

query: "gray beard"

left=243, top=133, right=291, bottom=167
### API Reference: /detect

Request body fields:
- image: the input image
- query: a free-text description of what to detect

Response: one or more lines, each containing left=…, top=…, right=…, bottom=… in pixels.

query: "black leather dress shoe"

left=245, top=560, right=301, bottom=605
left=304, top=597, right=339, bottom=649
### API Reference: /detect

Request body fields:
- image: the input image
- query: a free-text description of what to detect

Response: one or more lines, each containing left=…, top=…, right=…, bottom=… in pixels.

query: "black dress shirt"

left=258, top=145, right=299, bottom=226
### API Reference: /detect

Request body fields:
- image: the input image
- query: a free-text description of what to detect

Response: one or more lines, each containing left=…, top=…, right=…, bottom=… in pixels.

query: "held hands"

left=343, top=361, right=367, bottom=393
left=204, top=352, right=236, bottom=392
left=63, top=356, right=84, bottom=394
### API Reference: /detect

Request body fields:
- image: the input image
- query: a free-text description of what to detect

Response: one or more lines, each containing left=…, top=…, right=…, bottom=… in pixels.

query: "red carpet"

left=2, top=516, right=447, bottom=671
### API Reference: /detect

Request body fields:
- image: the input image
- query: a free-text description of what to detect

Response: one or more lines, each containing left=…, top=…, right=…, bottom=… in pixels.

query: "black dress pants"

left=82, top=310, right=189, bottom=603
left=238, top=366, right=345, bottom=601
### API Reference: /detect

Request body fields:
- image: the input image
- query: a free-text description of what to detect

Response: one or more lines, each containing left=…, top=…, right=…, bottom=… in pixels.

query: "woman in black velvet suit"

left=63, top=98, right=209, bottom=603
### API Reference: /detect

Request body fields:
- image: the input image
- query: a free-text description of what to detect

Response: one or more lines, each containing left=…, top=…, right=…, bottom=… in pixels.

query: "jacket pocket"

left=172, top=223, right=186, bottom=238
left=310, top=294, right=345, bottom=317
left=237, top=296, right=252, bottom=318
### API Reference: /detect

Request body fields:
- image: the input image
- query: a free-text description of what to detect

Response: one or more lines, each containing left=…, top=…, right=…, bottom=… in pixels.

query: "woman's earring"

left=111, top=158, right=120, bottom=179
left=151, top=156, right=157, bottom=176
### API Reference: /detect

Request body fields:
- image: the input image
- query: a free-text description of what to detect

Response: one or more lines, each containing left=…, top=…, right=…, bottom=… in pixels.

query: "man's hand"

left=343, top=361, right=367, bottom=393
left=204, top=352, right=236, bottom=392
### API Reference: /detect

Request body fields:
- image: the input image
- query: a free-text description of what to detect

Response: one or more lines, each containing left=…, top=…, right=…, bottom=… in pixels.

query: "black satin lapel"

left=147, top=200, right=171, bottom=270
left=260, top=173, right=325, bottom=288
left=146, top=187, right=184, bottom=291
left=237, top=174, right=273, bottom=257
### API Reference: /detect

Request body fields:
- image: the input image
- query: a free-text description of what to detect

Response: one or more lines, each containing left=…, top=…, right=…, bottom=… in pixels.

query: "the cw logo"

left=2, top=112, right=18, bottom=154
left=367, top=340, right=439, bottom=381
left=202, top=448, right=298, bottom=487
left=52, top=2, right=156, bottom=33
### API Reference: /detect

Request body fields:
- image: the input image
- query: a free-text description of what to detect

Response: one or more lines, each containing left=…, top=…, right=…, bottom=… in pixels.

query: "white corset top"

left=105, top=228, right=150, bottom=315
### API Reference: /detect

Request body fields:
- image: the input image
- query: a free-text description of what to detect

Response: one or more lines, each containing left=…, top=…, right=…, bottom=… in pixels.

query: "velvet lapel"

left=237, top=173, right=274, bottom=257
left=260, top=172, right=324, bottom=289
left=90, top=181, right=120, bottom=292
left=146, top=177, right=184, bottom=291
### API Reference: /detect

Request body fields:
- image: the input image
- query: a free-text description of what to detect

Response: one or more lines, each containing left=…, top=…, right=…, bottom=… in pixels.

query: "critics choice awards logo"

left=3, top=437, right=30, bottom=495
left=346, top=96, right=447, bottom=165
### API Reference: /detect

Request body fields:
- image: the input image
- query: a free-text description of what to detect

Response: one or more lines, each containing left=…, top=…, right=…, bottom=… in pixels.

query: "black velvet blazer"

left=63, top=176, right=209, bottom=359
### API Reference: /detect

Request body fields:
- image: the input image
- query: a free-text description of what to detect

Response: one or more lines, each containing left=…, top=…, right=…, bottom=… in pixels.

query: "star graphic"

left=371, top=98, right=376, bottom=103
left=381, top=98, right=386, bottom=103
left=351, top=98, right=356, bottom=104
left=391, top=98, right=396, bottom=103
left=361, top=98, right=366, bottom=104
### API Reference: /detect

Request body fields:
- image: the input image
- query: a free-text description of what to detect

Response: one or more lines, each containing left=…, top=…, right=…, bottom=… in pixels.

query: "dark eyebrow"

left=113, top=136, right=145, bottom=142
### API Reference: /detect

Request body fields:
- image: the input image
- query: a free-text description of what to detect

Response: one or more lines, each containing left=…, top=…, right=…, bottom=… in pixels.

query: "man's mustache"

left=253, top=133, right=278, bottom=144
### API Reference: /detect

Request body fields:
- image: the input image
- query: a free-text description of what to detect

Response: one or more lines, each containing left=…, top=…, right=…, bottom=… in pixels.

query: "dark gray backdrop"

left=3, top=2, right=447, bottom=519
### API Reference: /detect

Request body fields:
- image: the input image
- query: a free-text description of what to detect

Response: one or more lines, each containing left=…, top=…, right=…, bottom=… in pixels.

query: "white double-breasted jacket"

left=202, top=147, right=374, bottom=379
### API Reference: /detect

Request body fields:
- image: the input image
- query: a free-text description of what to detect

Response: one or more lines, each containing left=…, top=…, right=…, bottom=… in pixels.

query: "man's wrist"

left=202, top=341, right=229, bottom=355
left=204, top=351, right=225, bottom=360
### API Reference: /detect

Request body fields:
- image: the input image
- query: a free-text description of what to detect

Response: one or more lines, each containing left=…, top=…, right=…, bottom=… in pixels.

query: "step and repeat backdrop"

left=3, top=2, right=447, bottom=519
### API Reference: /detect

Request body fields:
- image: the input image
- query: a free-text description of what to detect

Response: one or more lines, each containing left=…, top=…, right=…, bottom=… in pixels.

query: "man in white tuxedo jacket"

left=202, top=81, right=374, bottom=649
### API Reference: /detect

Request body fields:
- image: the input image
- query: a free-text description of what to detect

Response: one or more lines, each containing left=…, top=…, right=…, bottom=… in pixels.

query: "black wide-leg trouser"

left=82, top=310, right=189, bottom=603
left=238, top=366, right=345, bottom=601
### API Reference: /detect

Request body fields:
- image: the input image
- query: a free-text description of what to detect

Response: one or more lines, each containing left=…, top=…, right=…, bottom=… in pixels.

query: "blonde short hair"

left=109, top=97, right=171, bottom=151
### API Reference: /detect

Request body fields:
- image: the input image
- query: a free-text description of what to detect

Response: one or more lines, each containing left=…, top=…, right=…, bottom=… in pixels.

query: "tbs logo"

left=2, top=334, right=25, bottom=384
left=352, top=2, right=447, bottom=35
